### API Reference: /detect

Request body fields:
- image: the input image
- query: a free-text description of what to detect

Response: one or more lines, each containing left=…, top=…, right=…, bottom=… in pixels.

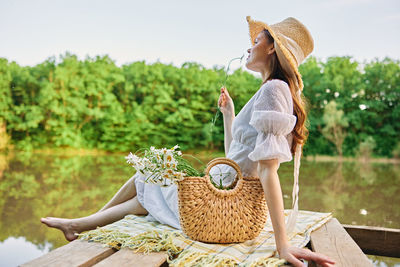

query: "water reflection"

left=278, top=159, right=400, bottom=229
left=0, top=237, right=51, bottom=267
left=1, top=151, right=399, bottom=266
left=0, top=150, right=137, bottom=266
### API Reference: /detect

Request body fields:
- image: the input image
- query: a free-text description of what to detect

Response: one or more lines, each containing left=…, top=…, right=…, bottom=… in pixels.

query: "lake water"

left=0, top=151, right=399, bottom=267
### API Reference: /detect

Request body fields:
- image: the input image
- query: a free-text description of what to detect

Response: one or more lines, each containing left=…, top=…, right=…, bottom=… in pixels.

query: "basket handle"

left=204, top=158, right=243, bottom=188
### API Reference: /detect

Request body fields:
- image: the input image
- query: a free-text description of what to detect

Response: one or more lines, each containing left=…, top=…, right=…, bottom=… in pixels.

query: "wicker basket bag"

left=177, top=157, right=268, bottom=244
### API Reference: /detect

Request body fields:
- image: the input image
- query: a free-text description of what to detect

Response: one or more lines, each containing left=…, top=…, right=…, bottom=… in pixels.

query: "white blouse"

left=134, top=79, right=301, bottom=234
left=217, top=79, right=296, bottom=181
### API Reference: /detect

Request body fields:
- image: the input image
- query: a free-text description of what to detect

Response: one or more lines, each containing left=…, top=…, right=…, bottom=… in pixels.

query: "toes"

left=40, top=217, right=56, bottom=227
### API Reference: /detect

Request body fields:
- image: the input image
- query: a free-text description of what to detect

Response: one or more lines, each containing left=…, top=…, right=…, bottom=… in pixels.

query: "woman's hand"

left=218, top=87, right=234, bottom=116
left=278, top=246, right=336, bottom=267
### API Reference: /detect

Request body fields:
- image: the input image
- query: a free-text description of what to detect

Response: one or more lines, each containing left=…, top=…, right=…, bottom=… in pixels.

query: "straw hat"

left=246, top=16, right=314, bottom=91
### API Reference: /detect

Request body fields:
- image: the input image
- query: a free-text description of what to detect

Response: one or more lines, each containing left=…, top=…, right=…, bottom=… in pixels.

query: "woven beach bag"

left=177, top=157, right=268, bottom=244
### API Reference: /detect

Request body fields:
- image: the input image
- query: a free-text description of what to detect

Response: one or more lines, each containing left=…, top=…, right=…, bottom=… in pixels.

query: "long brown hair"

left=261, top=29, right=309, bottom=155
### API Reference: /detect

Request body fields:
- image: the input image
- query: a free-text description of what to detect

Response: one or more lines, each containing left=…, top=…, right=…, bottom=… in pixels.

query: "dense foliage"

left=0, top=53, right=399, bottom=157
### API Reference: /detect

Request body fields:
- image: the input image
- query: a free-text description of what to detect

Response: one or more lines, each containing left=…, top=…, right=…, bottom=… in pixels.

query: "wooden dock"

left=22, top=217, right=399, bottom=267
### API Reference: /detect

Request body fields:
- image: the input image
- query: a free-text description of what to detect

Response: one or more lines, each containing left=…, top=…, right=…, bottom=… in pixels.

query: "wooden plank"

left=343, top=224, right=400, bottom=258
left=21, top=240, right=117, bottom=267
left=310, top=218, right=373, bottom=267
left=93, top=249, right=168, bottom=267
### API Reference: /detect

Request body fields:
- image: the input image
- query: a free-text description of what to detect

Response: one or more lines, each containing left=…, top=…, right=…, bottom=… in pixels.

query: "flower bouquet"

left=125, top=145, right=236, bottom=189
left=125, top=145, right=205, bottom=187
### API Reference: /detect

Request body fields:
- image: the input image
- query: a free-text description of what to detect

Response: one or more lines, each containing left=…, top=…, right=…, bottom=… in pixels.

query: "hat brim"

left=246, top=16, right=304, bottom=91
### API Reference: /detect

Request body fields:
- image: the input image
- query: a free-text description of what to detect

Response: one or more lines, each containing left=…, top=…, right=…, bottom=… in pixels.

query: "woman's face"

left=245, top=31, right=275, bottom=73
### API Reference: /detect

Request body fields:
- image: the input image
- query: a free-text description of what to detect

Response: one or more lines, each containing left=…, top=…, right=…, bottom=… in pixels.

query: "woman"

left=41, top=16, right=336, bottom=267
left=215, top=16, right=335, bottom=266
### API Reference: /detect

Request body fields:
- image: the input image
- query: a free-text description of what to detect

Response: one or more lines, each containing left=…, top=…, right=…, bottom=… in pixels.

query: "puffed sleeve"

left=248, top=80, right=297, bottom=164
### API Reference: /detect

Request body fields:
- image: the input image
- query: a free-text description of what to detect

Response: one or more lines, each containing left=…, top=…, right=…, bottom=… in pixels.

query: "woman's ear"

left=267, top=45, right=275, bottom=55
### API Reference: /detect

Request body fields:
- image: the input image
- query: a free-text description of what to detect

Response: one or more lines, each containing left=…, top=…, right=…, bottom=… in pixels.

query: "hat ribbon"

left=285, top=143, right=302, bottom=235
left=279, top=34, right=305, bottom=67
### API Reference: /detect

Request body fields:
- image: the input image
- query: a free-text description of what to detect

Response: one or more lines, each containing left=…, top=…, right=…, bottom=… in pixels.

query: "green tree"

left=299, top=56, right=334, bottom=155
left=357, top=136, right=376, bottom=160
left=321, top=100, right=349, bottom=158
left=0, top=54, right=398, bottom=157
left=0, top=58, right=13, bottom=150
left=360, top=58, right=400, bottom=156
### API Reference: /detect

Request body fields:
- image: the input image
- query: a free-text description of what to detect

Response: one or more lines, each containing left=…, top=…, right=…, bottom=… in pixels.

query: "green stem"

left=210, top=54, right=245, bottom=139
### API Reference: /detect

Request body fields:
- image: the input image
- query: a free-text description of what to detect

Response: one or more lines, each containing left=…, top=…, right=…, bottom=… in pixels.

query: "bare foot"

left=40, top=217, right=79, bottom=241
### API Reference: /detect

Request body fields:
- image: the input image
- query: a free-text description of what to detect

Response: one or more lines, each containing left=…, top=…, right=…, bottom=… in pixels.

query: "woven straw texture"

left=246, top=16, right=314, bottom=91
left=177, top=157, right=268, bottom=244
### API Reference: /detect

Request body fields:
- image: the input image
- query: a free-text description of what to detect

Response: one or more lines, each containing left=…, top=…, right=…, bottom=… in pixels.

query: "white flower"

left=166, top=169, right=175, bottom=176
left=149, top=162, right=157, bottom=169
left=142, top=157, right=152, bottom=166
left=172, top=144, right=179, bottom=150
left=135, top=160, right=145, bottom=172
left=161, top=171, right=172, bottom=180
left=125, top=152, right=140, bottom=165
left=125, top=145, right=191, bottom=187
left=173, top=171, right=186, bottom=181
left=164, top=151, right=176, bottom=164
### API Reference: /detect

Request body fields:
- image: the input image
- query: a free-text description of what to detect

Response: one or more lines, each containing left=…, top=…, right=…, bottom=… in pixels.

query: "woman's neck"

left=261, top=59, right=273, bottom=82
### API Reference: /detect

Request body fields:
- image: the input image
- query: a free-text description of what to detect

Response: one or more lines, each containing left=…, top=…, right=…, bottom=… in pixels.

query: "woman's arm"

left=223, top=113, right=234, bottom=156
left=257, top=159, right=290, bottom=253
left=257, top=159, right=336, bottom=267
left=218, top=87, right=235, bottom=156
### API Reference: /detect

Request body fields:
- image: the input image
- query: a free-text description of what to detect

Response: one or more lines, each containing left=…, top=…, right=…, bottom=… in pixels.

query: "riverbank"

left=1, top=147, right=399, bottom=164
left=304, top=155, right=400, bottom=164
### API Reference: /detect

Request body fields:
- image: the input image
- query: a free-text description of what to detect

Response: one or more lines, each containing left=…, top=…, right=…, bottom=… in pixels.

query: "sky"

left=0, top=0, right=399, bottom=71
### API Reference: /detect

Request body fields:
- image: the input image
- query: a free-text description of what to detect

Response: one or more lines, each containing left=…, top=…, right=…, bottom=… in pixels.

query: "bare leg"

left=98, top=175, right=138, bottom=212
left=41, top=196, right=148, bottom=241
